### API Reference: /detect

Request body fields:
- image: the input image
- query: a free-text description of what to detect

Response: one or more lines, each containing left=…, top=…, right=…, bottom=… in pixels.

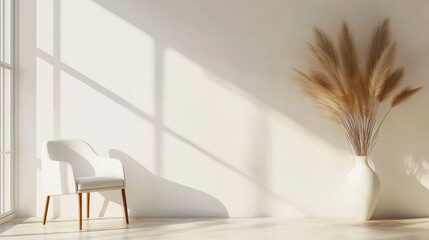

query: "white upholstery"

left=76, top=177, right=124, bottom=192
left=41, top=139, right=126, bottom=195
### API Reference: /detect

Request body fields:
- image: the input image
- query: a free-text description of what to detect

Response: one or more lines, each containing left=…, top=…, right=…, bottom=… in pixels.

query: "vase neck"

left=354, top=156, right=368, bottom=166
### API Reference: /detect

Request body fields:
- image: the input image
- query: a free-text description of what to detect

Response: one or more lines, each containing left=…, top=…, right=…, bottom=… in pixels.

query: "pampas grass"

left=296, top=18, right=422, bottom=156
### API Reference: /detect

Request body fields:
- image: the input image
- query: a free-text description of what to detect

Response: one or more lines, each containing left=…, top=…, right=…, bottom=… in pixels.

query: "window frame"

left=0, top=0, right=15, bottom=221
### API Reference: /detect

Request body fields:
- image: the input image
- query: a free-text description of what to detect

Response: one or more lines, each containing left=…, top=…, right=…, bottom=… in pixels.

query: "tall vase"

left=344, top=156, right=381, bottom=221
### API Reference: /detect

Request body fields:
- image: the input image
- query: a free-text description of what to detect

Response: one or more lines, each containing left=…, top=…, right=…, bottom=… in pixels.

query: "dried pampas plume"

left=295, top=18, right=422, bottom=156
left=391, top=87, right=422, bottom=107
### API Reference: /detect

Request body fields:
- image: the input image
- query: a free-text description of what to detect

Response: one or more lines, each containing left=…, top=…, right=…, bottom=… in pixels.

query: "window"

left=0, top=0, right=14, bottom=218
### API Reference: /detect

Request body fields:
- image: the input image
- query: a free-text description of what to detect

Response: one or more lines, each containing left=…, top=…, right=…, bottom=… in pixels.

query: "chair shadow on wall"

left=97, top=149, right=229, bottom=218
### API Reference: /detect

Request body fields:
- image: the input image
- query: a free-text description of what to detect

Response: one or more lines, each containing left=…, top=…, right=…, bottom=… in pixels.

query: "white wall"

left=18, top=0, right=429, bottom=218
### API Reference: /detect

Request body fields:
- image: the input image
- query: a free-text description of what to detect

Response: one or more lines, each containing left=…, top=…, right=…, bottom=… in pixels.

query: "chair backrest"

left=42, top=139, right=98, bottom=177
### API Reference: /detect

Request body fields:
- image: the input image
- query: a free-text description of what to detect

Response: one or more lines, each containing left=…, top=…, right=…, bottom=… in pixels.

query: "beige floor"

left=1, top=217, right=429, bottom=239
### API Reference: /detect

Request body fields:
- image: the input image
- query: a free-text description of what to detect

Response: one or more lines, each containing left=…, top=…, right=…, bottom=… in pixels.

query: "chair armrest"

left=42, top=159, right=77, bottom=195
left=92, top=157, right=125, bottom=183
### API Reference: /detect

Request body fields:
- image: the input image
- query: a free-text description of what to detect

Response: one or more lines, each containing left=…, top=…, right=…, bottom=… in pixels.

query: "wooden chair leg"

left=86, top=192, right=90, bottom=219
left=121, top=189, right=129, bottom=224
left=43, top=196, right=50, bottom=225
left=78, top=193, right=82, bottom=230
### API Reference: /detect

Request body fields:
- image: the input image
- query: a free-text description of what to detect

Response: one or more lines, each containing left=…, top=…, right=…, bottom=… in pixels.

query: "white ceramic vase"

left=344, top=156, right=381, bottom=221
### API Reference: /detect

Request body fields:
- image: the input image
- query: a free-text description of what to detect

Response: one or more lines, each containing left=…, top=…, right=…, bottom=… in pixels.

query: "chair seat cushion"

left=76, top=176, right=124, bottom=191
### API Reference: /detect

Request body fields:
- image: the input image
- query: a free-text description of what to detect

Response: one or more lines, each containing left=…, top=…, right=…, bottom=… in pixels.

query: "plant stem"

left=368, top=106, right=392, bottom=156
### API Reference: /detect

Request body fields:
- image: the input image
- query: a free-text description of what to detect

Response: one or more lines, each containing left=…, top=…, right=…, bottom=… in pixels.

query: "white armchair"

left=41, top=139, right=129, bottom=230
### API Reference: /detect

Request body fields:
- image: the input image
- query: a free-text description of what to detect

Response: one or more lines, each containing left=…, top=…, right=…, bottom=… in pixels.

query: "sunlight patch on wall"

left=60, top=0, right=156, bottom=115
left=164, top=48, right=269, bottom=173
left=405, top=155, right=429, bottom=189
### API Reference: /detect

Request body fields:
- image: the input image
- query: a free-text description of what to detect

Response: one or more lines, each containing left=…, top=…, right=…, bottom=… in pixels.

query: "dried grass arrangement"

left=295, top=19, right=422, bottom=156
